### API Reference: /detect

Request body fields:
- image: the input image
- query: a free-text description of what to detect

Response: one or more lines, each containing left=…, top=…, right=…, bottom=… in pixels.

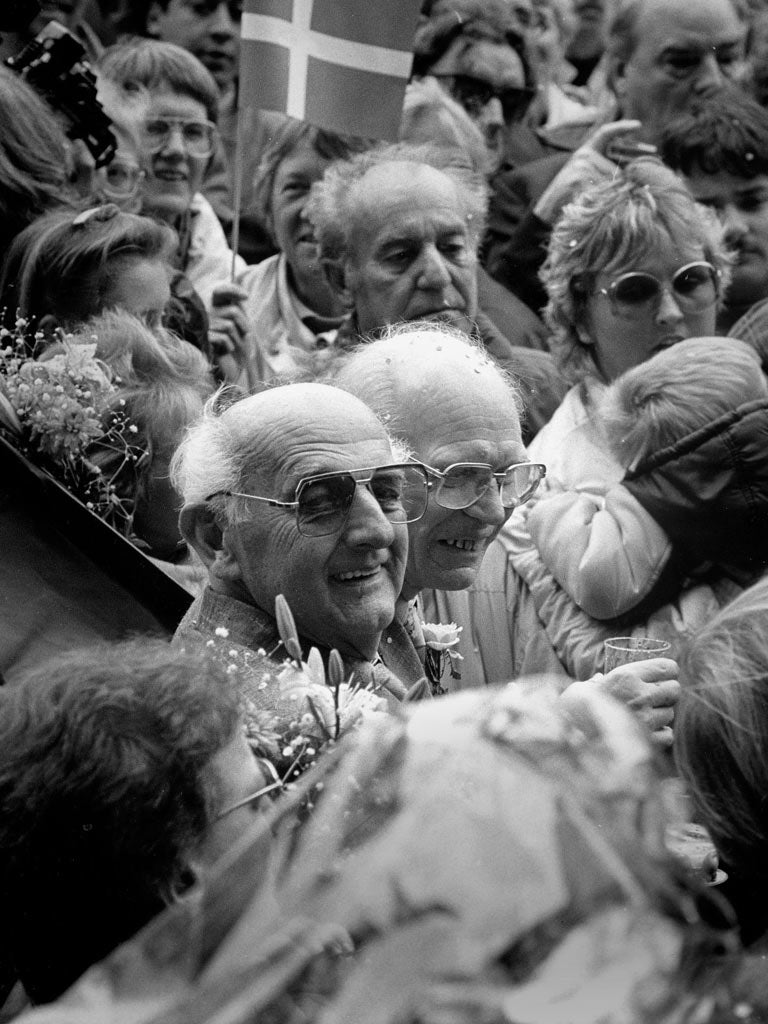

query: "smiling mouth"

left=441, top=539, right=480, bottom=552
left=332, top=567, right=381, bottom=582
left=155, top=170, right=187, bottom=181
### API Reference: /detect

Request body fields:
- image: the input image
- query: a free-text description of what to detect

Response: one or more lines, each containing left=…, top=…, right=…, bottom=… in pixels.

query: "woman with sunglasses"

left=483, top=159, right=736, bottom=681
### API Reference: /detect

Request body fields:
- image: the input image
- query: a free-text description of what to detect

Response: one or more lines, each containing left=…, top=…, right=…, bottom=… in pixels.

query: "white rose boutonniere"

left=421, top=622, right=463, bottom=694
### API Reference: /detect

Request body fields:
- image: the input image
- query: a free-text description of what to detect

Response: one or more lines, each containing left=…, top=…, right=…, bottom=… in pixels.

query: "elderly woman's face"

left=139, top=90, right=211, bottom=221
left=580, top=233, right=719, bottom=382
left=270, top=144, right=341, bottom=316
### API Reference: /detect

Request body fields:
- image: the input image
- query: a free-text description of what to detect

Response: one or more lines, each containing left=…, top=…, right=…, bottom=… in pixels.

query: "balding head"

left=331, top=323, right=529, bottom=596
left=174, top=383, right=410, bottom=660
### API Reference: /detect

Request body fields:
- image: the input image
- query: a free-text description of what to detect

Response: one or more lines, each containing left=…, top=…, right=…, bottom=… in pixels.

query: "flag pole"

left=229, top=96, right=258, bottom=391
left=230, top=98, right=244, bottom=282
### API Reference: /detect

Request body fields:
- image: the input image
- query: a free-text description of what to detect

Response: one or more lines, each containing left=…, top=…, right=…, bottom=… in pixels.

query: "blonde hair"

left=71, top=310, right=213, bottom=455
left=540, top=160, right=731, bottom=383
left=677, top=575, right=768, bottom=927
left=601, top=338, right=766, bottom=468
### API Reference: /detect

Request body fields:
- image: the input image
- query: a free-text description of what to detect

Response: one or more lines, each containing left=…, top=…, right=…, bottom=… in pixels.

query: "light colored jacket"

left=236, top=253, right=340, bottom=387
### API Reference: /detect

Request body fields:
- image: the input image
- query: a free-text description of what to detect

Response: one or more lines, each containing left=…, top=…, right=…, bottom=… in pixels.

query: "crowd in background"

left=4, top=0, right=768, bottom=1020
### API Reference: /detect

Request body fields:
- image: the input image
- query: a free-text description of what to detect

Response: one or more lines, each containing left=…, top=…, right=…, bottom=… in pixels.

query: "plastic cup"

left=603, top=636, right=671, bottom=673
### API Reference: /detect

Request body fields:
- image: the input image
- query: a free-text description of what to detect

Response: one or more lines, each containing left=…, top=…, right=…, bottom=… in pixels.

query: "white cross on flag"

left=239, top=0, right=422, bottom=140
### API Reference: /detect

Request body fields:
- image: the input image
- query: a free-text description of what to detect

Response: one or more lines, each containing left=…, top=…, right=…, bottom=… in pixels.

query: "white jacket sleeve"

left=527, top=484, right=672, bottom=620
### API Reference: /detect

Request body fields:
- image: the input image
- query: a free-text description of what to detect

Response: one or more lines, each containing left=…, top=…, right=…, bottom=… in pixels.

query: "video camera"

left=4, top=14, right=116, bottom=168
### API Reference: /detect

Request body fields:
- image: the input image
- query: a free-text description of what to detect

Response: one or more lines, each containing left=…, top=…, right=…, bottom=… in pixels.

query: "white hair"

left=171, top=385, right=406, bottom=511
left=170, top=390, right=246, bottom=507
left=328, top=321, right=523, bottom=441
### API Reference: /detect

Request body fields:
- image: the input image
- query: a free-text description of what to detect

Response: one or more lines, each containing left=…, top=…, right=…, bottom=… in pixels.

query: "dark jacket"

left=624, top=398, right=768, bottom=589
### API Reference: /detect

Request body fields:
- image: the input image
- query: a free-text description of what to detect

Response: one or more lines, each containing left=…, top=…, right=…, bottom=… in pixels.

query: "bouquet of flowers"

left=0, top=319, right=143, bottom=535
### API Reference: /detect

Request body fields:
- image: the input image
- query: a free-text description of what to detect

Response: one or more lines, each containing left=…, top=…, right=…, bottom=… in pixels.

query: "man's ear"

left=180, top=502, right=245, bottom=584
left=179, top=502, right=225, bottom=569
left=321, top=257, right=355, bottom=311
left=144, top=1, right=164, bottom=38
left=608, top=56, right=627, bottom=103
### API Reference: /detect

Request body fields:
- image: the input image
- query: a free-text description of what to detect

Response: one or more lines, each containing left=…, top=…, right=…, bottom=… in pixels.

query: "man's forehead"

left=350, top=164, right=468, bottom=240
left=633, top=0, right=746, bottom=46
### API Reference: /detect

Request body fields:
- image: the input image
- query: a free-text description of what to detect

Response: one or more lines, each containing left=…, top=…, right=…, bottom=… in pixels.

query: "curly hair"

left=0, top=205, right=176, bottom=329
left=0, top=638, right=241, bottom=1003
left=308, top=141, right=488, bottom=264
left=540, top=159, right=731, bottom=383
left=251, top=121, right=370, bottom=244
left=413, top=0, right=534, bottom=87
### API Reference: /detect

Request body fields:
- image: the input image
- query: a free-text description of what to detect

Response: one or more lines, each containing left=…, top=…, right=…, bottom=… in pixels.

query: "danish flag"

left=239, top=0, right=422, bottom=140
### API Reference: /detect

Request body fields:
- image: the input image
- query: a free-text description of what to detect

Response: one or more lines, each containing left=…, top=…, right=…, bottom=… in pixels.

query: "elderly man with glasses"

left=332, top=323, right=678, bottom=739
left=171, top=382, right=431, bottom=702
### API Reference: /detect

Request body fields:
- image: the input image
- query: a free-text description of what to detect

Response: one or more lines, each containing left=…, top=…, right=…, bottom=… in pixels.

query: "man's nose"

left=722, top=202, right=750, bottom=246
left=479, top=96, right=505, bottom=132
left=655, top=287, right=685, bottom=324
left=464, top=480, right=507, bottom=526
left=694, top=51, right=728, bottom=94
left=208, top=1, right=237, bottom=36
left=416, top=244, right=452, bottom=290
left=343, top=485, right=397, bottom=547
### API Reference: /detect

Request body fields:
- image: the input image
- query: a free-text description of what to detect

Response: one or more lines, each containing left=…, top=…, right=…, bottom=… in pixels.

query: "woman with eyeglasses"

left=97, top=39, right=250, bottom=382
left=481, top=159, right=742, bottom=681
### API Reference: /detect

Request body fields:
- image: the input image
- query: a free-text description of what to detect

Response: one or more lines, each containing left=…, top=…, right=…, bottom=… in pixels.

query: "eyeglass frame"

left=96, top=159, right=146, bottom=202
left=418, top=460, right=547, bottom=511
left=596, top=261, right=722, bottom=320
left=430, top=73, right=537, bottom=124
left=141, top=116, right=219, bottom=158
left=206, top=462, right=431, bottom=537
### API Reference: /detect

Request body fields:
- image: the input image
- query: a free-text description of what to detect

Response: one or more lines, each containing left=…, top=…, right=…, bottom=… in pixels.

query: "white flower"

left=422, top=622, right=463, bottom=652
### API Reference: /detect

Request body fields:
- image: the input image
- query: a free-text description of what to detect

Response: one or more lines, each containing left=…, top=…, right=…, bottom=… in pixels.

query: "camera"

left=5, top=20, right=116, bottom=167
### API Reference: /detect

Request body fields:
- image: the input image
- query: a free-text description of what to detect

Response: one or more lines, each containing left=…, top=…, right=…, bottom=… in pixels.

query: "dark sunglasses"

left=420, top=461, right=546, bottom=511
left=597, top=261, right=721, bottom=320
left=208, top=463, right=430, bottom=537
left=432, top=74, right=536, bottom=124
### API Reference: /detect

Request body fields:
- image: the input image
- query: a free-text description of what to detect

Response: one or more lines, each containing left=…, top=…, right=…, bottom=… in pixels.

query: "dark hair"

left=412, top=0, right=534, bottom=88
left=0, top=205, right=176, bottom=328
left=0, top=66, right=73, bottom=254
left=0, top=638, right=241, bottom=1003
left=98, top=38, right=220, bottom=123
left=660, top=88, right=768, bottom=180
left=252, top=119, right=370, bottom=241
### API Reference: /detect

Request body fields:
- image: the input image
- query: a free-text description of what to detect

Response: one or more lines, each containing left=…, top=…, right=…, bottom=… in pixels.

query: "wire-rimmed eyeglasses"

left=141, top=117, right=218, bottom=158
left=596, top=261, right=721, bottom=320
left=419, top=461, right=546, bottom=511
left=206, top=463, right=430, bottom=538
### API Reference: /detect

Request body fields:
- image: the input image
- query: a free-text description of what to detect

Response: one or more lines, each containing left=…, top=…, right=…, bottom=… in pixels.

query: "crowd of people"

left=2, top=0, right=768, bottom=1019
